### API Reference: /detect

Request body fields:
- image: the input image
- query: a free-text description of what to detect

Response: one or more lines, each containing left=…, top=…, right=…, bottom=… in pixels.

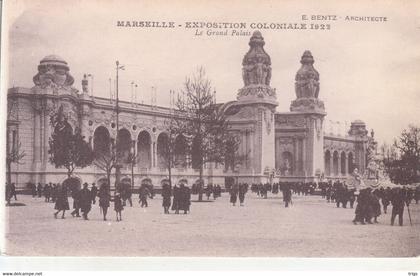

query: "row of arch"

left=324, top=150, right=354, bottom=176
left=93, top=126, right=189, bottom=169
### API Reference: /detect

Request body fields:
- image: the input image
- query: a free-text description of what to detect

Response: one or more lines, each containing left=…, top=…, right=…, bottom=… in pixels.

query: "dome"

left=40, top=55, right=68, bottom=67
left=352, top=119, right=365, bottom=125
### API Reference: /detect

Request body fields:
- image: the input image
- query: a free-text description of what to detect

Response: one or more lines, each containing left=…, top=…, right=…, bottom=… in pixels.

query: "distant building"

left=7, top=31, right=373, bottom=189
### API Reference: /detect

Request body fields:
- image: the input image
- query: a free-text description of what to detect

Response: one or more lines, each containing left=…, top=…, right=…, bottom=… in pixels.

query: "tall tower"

left=233, top=31, right=278, bottom=180
left=290, top=51, right=326, bottom=179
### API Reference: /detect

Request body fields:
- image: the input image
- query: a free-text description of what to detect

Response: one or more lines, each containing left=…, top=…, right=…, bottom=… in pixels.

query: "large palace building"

left=7, top=31, right=373, bottom=189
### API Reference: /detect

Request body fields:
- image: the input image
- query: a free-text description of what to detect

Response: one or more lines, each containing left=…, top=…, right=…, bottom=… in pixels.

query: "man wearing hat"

left=390, top=187, right=405, bottom=226
left=79, top=182, right=92, bottom=220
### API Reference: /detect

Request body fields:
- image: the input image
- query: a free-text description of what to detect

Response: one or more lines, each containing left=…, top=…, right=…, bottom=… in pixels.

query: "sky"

left=3, top=0, right=420, bottom=145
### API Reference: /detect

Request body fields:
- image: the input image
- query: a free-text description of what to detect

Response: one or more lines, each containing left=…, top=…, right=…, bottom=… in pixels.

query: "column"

left=152, top=142, right=156, bottom=168
left=329, top=153, right=333, bottom=176
left=338, top=155, right=342, bottom=176
left=344, top=153, right=349, bottom=175
left=33, top=111, right=41, bottom=162
left=133, top=139, right=138, bottom=156
left=302, top=138, right=306, bottom=176
left=293, top=138, right=298, bottom=176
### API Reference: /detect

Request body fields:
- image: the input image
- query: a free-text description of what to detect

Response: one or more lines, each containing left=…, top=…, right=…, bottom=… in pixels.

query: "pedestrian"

left=206, top=184, right=213, bottom=200
left=30, top=182, right=37, bottom=197
left=348, top=189, right=356, bottom=209
left=238, top=183, right=247, bottom=206
left=44, top=183, right=51, bottom=202
left=98, top=184, right=111, bottom=221
left=371, top=189, right=381, bottom=223
left=123, top=184, right=133, bottom=207
left=54, top=185, right=69, bottom=219
left=353, top=188, right=369, bottom=225
left=70, top=187, right=81, bottom=217
left=381, top=187, right=391, bottom=214
left=179, top=181, right=191, bottom=214
left=230, top=183, right=238, bottom=206
left=5, top=182, right=11, bottom=206
left=51, top=184, right=58, bottom=203
left=390, top=187, right=405, bottom=226
left=10, top=183, right=17, bottom=201
left=161, top=180, right=172, bottom=214
left=37, top=182, right=43, bottom=198
left=139, top=184, right=150, bottom=208
left=79, top=182, right=92, bottom=220
left=114, top=192, right=124, bottom=221
left=90, top=183, right=98, bottom=204
left=172, top=184, right=180, bottom=214
left=282, top=183, right=292, bottom=208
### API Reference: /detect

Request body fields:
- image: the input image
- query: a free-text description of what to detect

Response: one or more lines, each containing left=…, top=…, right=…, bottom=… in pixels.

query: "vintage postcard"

left=1, top=0, right=419, bottom=270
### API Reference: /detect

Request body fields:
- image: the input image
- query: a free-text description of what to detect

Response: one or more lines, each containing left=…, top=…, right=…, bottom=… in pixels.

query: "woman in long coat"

left=54, top=185, right=70, bottom=219
left=171, top=185, right=180, bottom=214
left=98, top=184, right=111, bottom=221
left=230, top=183, right=239, bottom=206
left=114, top=192, right=124, bottom=221
left=161, top=181, right=172, bottom=214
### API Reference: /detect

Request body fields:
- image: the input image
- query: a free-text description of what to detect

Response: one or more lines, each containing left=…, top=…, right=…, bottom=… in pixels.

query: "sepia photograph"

left=1, top=0, right=420, bottom=268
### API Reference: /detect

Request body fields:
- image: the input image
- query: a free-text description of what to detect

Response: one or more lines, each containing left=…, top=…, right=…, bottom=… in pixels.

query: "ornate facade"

left=7, top=31, right=372, bottom=189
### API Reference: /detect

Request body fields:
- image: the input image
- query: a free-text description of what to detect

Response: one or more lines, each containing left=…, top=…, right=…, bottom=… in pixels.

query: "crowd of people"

left=5, top=177, right=420, bottom=226
left=318, top=179, right=418, bottom=226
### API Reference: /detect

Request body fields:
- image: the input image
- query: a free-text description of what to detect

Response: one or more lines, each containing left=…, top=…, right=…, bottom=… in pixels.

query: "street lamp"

left=114, top=60, right=125, bottom=192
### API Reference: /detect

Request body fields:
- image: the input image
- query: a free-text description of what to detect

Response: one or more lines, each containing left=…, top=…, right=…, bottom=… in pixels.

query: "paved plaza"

left=4, top=193, right=420, bottom=257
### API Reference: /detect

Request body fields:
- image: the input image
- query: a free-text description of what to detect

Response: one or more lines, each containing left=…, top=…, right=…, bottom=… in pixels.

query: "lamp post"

left=114, top=60, right=125, bottom=192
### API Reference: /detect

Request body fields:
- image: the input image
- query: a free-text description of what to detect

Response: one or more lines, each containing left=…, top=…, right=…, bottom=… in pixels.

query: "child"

left=114, top=193, right=124, bottom=221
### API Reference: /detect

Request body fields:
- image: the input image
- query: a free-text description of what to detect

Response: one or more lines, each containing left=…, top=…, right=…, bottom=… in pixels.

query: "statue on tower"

left=237, top=31, right=277, bottom=104
left=295, top=50, right=320, bottom=99
left=290, top=50, right=325, bottom=113
left=242, top=31, right=272, bottom=86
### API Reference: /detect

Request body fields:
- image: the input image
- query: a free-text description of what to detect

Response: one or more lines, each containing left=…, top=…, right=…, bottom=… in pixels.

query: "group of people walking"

left=161, top=180, right=191, bottom=214
left=320, top=179, right=418, bottom=226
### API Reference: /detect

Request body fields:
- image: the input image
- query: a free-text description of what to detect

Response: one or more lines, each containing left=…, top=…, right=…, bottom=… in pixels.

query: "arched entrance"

left=174, top=134, right=187, bottom=168
left=137, top=130, right=151, bottom=169
left=325, top=150, right=331, bottom=176
left=348, top=152, right=354, bottom=173
left=93, top=126, right=111, bottom=158
left=281, top=151, right=293, bottom=176
left=116, top=128, right=132, bottom=165
left=157, top=132, right=169, bottom=169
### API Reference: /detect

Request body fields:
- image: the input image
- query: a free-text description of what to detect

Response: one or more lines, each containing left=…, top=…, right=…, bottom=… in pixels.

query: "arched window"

left=137, top=131, right=151, bottom=169
left=157, top=132, right=169, bottom=169
left=116, top=128, right=132, bottom=164
left=340, top=152, right=346, bottom=175
left=348, top=152, right=354, bottom=173
left=174, top=135, right=187, bottom=168
left=93, top=126, right=111, bottom=158
left=324, top=150, right=331, bottom=176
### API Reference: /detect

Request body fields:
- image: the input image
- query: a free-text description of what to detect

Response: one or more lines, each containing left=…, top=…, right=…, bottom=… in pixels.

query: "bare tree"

left=175, top=67, right=237, bottom=201
left=6, top=141, right=26, bottom=186
left=93, top=141, right=117, bottom=191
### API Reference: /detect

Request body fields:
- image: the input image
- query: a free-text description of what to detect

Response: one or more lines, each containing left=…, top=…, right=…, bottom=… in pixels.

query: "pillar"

left=338, top=155, right=342, bottom=177
left=294, top=138, right=298, bottom=176
left=329, top=154, right=333, bottom=176
left=345, top=153, right=349, bottom=175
